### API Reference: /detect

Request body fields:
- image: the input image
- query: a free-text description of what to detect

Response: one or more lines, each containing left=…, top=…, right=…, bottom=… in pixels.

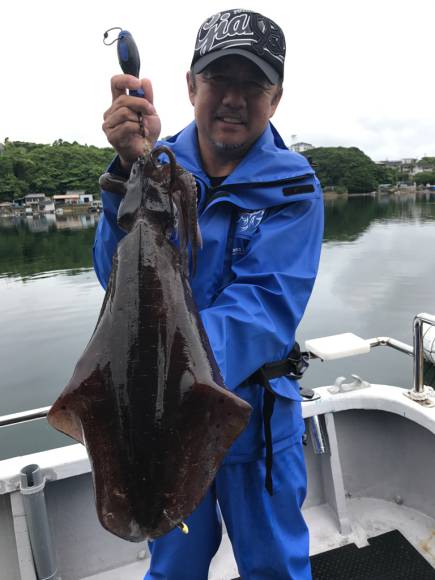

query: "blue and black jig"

left=104, top=27, right=145, bottom=135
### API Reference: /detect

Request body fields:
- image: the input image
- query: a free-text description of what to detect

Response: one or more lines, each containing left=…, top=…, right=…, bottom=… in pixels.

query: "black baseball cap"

left=191, top=9, right=286, bottom=84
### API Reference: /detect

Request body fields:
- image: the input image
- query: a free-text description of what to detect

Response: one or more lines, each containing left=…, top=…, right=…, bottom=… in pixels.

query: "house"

left=66, top=190, right=93, bottom=204
left=41, top=200, right=55, bottom=213
left=54, top=191, right=93, bottom=205
left=24, top=193, right=54, bottom=213
left=376, top=160, right=402, bottom=169
left=90, top=200, right=102, bottom=211
left=290, top=142, right=314, bottom=153
left=0, top=201, right=14, bottom=216
left=53, top=194, right=80, bottom=206
left=79, top=193, right=94, bottom=204
left=400, top=159, right=418, bottom=175
left=25, top=193, right=46, bottom=207
left=376, top=159, right=420, bottom=179
left=377, top=158, right=419, bottom=170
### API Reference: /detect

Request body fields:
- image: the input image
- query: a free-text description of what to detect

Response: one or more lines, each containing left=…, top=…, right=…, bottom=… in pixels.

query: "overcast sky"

left=2, top=0, right=434, bottom=161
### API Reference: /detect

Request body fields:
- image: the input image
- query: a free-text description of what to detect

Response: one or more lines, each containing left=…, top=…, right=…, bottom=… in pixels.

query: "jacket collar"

left=159, top=121, right=315, bottom=209
left=161, top=122, right=313, bottom=182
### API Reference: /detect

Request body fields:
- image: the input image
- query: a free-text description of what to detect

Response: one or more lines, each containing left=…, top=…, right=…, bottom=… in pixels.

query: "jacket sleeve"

left=199, top=194, right=324, bottom=391
left=92, top=190, right=126, bottom=289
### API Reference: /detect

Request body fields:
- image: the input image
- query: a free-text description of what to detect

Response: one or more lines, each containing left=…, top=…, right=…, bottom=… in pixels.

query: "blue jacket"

left=93, top=121, right=324, bottom=463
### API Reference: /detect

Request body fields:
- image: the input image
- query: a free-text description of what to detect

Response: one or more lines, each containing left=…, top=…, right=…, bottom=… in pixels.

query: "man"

left=95, top=9, right=323, bottom=579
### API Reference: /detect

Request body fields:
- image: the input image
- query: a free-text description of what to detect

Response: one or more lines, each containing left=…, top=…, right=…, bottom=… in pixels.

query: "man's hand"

left=102, top=75, right=162, bottom=173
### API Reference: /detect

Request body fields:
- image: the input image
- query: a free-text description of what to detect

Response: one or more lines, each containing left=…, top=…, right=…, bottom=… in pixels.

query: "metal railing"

left=367, top=313, right=435, bottom=398
left=413, top=313, right=435, bottom=394
left=1, top=313, right=435, bottom=429
left=0, top=406, right=51, bottom=428
left=367, top=336, right=414, bottom=357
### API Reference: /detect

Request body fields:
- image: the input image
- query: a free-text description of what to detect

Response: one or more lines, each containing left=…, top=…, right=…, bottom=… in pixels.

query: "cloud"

left=285, top=115, right=435, bottom=161
left=2, top=0, right=435, bottom=163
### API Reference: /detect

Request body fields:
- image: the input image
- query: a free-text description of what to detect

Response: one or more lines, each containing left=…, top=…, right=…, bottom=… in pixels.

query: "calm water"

left=1, top=195, right=435, bottom=460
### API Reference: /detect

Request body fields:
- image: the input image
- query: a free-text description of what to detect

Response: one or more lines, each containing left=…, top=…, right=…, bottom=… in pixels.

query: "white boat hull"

left=1, top=383, right=435, bottom=579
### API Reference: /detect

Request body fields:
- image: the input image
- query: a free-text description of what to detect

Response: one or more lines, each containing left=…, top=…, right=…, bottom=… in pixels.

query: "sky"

left=2, top=0, right=434, bottom=161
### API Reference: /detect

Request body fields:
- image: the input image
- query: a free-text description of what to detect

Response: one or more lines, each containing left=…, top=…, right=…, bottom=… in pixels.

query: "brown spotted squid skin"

left=48, top=146, right=252, bottom=542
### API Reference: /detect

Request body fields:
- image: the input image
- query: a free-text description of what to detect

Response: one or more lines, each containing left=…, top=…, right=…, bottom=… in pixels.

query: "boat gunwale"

left=1, top=383, right=435, bottom=494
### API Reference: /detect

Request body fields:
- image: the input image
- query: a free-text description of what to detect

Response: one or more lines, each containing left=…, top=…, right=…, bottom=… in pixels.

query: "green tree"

left=302, top=147, right=381, bottom=193
left=418, top=157, right=435, bottom=170
left=0, top=140, right=114, bottom=201
left=0, top=156, right=24, bottom=198
left=415, top=171, right=435, bottom=186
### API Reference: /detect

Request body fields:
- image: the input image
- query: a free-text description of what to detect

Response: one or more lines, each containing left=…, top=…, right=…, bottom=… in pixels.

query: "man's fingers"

left=110, top=75, right=156, bottom=107
left=104, top=94, right=157, bottom=121
left=104, top=75, right=161, bottom=155
left=104, top=120, right=147, bottom=154
left=140, top=78, right=154, bottom=105
left=104, top=105, right=143, bottom=130
left=103, top=111, right=155, bottom=144
left=110, top=74, right=143, bottom=101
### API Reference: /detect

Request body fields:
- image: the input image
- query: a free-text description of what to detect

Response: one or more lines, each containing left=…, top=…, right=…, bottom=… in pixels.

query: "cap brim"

left=192, top=48, right=281, bottom=85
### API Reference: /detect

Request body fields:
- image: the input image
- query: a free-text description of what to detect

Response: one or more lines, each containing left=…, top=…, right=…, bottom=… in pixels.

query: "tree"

left=418, top=157, right=435, bottom=170
left=302, top=147, right=381, bottom=193
left=0, top=140, right=114, bottom=199
left=415, top=172, right=435, bottom=186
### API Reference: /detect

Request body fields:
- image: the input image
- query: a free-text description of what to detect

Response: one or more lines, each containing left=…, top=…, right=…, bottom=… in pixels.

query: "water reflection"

left=0, top=212, right=100, bottom=279
left=1, top=212, right=99, bottom=232
left=323, top=192, right=435, bottom=242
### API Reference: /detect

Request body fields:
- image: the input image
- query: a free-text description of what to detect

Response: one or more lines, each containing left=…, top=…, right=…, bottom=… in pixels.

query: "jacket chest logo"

left=236, top=209, right=265, bottom=235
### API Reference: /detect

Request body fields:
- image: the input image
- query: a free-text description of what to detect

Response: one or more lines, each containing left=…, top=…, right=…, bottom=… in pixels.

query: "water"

left=0, top=195, right=434, bottom=460
left=0, top=213, right=105, bottom=459
left=299, top=193, right=435, bottom=391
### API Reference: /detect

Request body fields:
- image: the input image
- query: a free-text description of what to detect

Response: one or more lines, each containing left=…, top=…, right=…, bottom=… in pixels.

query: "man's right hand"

left=102, top=75, right=162, bottom=174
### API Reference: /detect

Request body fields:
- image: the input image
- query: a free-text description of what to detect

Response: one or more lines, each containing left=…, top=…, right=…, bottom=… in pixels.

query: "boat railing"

left=412, top=313, right=435, bottom=396
left=0, top=406, right=51, bottom=428
left=1, top=313, right=434, bottom=429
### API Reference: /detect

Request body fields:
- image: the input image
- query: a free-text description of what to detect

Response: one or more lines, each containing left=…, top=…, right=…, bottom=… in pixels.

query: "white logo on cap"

left=196, top=11, right=255, bottom=55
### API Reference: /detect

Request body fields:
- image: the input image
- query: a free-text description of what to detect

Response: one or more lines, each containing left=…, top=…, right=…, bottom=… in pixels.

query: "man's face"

left=187, top=56, right=282, bottom=165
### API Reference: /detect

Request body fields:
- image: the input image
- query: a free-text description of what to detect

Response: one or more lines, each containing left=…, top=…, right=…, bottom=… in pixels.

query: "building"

left=290, top=142, right=314, bottom=153
left=53, top=194, right=80, bottom=205
left=415, top=159, right=435, bottom=175
left=90, top=200, right=103, bottom=211
left=25, top=193, right=46, bottom=207
left=67, top=190, right=94, bottom=204
left=0, top=202, right=14, bottom=216
left=24, top=193, right=55, bottom=213
left=376, top=160, right=402, bottom=169
left=79, top=193, right=94, bottom=204
left=376, top=158, right=422, bottom=178
left=53, top=191, right=94, bottom=205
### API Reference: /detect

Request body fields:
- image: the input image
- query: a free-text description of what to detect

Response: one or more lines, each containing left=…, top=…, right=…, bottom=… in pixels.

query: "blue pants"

left=144, top=442, right=311, bottom=579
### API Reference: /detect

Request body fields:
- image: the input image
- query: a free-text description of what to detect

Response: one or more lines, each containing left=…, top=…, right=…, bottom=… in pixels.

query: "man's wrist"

left=108, top=155, right=132, bottom=179
left=99, top=172, right=128, bottom=196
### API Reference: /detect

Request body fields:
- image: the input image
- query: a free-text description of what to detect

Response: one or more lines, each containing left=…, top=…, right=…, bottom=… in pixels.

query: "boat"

left=1, top=313, right=435, bottom=579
